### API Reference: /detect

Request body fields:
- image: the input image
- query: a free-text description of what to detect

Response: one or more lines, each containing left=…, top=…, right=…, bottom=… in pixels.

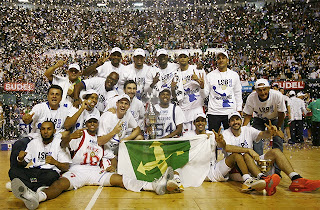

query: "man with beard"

left=9, top=121, right=71, bottom=201
left=83, top=47, right=134, bottom=94
left=73, top=71, right=119, bottom=112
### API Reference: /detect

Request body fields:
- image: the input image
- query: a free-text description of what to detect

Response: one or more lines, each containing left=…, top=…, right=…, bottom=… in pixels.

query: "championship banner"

left=118, top=134, right=211, bottom=187
left=4, top=83, right=35, bottom=92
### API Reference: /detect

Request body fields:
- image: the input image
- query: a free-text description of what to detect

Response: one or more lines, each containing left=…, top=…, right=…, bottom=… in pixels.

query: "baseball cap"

left=133, top=48, right=146, bottom=57
left=68, top=63, right=81, bottom=72
left=297, top=92, right=305, bottom=97
left=228, top=112, right=242, bottom=121
left=156, top=49, right=168, bottom=57
left=289, top=90, right=296, bottom=96
left=111, top=47, right=122, bottom=55
left=216, top=50, right=229, bottom=59
left=85, top=113, right=100, bottom=122
left=255, top=79, right=270, bottom=89
left=194, top=113, right=206, bottom=121
left=81, top=89, right=98, bottom=99
left=117, top=94, right=131, bottom=102
left=178, top=50, right=189, bottom=57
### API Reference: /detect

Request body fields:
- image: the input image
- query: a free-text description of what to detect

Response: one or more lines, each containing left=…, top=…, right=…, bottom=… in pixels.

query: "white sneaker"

left=36, top=186, right=49, bottom=193
left=11, top=178, right=39, bottom=210
left=167, top=176, right=184, bottom=193
left=6, top=181, right=12, bottom=192
left=152, top=167, right=174, bottom=195
left=241, top=177, right=266, bottom=192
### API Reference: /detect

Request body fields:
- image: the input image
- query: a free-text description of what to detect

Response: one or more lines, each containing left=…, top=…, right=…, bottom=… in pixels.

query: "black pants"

left=311, top=121, right=320, bottom=146
left=290, top=120, right=304, bottom=143
left=208, top=114, right=229, bottom=132
left=9, top=167, right=60, bottom=192
left=8, top=136, right=60, bottom=192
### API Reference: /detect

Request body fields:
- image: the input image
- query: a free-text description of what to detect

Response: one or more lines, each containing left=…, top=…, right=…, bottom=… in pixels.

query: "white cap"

left=228, top=112, right=242, bottom=121
left=111, top=47, right=122, bottom=55
left=85, top=113, right=100, bottom=122
left=297, top=92, right=305, bottom=97
left=216, top=50, right=229, bottom=59
left=255, top=79, right=270, bottom=89
left=68, top=63, right=81, bottom=71
left=133, top=48, right=145, bottom=57
left=178, top=50, right=189, bottom=57
left=156, top=49, right=168, bottom=57
left=81, top=89, right=98, bottom=99
left=159, top=87, right=171, bottom=96
left=289, top=90, right=296, bottom=96
left=194, top=113, right=206, bottom=121
left=117, top=94, right=131, bottom=102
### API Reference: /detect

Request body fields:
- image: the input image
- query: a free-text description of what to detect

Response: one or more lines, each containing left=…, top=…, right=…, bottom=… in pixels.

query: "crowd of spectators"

left=0, top=0, right=320, bottom=139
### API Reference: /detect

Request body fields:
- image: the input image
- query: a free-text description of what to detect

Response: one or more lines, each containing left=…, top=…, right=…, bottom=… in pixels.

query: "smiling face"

left=47, top=88, right=62, bottom=109
left=67, top=68, right=81, bottom=83
left=194, top=117, right=207, bottom=134
left=157, top=54, right=169, bottom=69
left=86, top=93, right=98, bottom=110
left=178, top=54, right=189, bottom=68
left=229, top=115, right=242, bottom=131
left=216, top=53, right=228, bottom=71
left=110, top=52, right=122, bottom=67
left=85, top=118, right=99, bottom=134
left=116, top=98, right=130, bottom=118
left=256, top=86, right=270, bottom=100
left=159, top=90, right=171, bottom=107
left=124, top=83, right=137, bottom=100
left=105, top=72, right=119, bottom=91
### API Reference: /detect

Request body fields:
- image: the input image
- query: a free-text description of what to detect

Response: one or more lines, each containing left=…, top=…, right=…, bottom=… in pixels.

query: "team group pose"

left=8, top=48, right=320, bottom=209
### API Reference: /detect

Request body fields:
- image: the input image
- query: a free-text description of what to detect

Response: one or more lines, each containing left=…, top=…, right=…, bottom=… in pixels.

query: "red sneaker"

left=289, top=178, right=320, bottom=192
left=263, top=174, right=281, bottom=196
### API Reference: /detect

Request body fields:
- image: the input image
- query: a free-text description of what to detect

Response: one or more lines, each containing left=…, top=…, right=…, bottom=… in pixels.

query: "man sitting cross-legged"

left=183, top=113, right=266, bottom=192
left=11, top=114, right=180, bottom=210
left=224, top=112, right=320, bottom=195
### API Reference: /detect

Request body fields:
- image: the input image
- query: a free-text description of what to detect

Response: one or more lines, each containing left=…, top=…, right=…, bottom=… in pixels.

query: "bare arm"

left=73, top=81, right=85, bottom=107
left=243, top=114, right=252, bottom=126
left=45, top=156, right=70, bottom=172
left=225, top=145, right=260, bottom=161
left=97, top=120, right=122, bottom=145
left=44, top=60, right=67, bottom=82
left=277, top=112, right=285, bottom=129
left=161, top=124, right=182, bottom=139
left=64, top=100, right=88, bottom=130
left=83, top=56, right=109, bottom=77
left=122, top=126, right=142, bottom=141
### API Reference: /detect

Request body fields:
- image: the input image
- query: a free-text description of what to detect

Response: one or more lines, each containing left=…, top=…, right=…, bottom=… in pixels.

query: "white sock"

left=37, top=191, right=47, bottom=202
left=289, top=172, right=299, bottom=179
left=242, top=174, right=251, bottom=181
left=257, top=173, right=264, bottom=180
left=142, top=182, right=154, bottom=191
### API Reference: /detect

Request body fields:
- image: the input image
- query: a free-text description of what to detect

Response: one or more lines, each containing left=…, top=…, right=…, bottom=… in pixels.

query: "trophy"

left=145, top=102, right=158, bottom=140
left=257, top=159, right=273, bottom=173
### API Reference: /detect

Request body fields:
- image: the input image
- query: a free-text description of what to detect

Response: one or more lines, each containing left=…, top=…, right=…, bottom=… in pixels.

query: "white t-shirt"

left=24, top=136, right=72, bottom=173
left=222, top=126, right=260, bottom=156
left=83, top=77, right=118, bottom=112
left=67, top=107, right=101, bottom=130
left=243, top=89, right=286, bottom=119
left=287, top=96, right=307, bottom=121
left=206, top=68, right=243, bottom=115
left=30, top=102, right=70, bottom=133
left=52, top=75, right=77, bottom=108
left=69, top=130, right=103, bottom=166
left=145, top=63, right=183, bottom=102
left=126, top=63, right=151, bottom=101
left=98, top=111, right=138, bottom=158
left=96, top=61, right=135, bottom=93
left=154, top=103, right=185, bottom=138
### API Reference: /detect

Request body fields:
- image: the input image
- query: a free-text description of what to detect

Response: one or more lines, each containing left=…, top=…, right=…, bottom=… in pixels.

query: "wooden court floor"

left=1, top=143, right=320, bottom=210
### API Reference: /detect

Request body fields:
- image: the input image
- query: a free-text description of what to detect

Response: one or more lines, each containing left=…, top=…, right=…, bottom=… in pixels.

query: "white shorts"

left=206, top=158, right=231, bottom=182
left=62, top=165, right=114, bottom=190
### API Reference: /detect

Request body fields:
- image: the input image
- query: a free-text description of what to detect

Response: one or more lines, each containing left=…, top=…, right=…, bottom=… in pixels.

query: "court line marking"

left=85, top=186, right=103, bottom=210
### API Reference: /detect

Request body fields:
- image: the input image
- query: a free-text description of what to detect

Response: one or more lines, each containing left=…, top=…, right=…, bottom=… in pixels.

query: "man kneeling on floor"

left=223, top=112, right=320, bottom=195
left=12, top=114, right=181, bottom=210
